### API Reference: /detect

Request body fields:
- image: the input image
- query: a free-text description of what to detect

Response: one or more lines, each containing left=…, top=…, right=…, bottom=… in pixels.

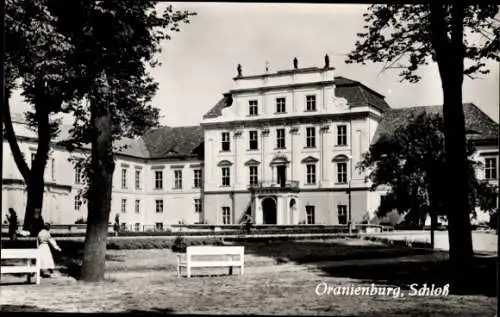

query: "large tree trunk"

left=80, top=105, right=114, bottom=282
left=430, top=4, right=473, bottom=294
left=24, top=106, right=51, bottom=235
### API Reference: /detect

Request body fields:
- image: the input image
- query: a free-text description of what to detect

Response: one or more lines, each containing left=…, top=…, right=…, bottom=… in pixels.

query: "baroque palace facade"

left=2, top=60, right=499, bottom=229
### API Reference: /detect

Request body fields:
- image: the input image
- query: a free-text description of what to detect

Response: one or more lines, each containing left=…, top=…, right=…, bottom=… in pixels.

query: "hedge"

left=361, top=236, right=432, bottom=249
left=1, top=227, right=356, bottom=238
left=0, top=237, right=225, bottom=251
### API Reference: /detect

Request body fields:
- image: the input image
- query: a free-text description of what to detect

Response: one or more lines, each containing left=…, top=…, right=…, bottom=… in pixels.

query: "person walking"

left=37, top=223, right=62, bottom=277
left=7, top=208, right=19, bottom=241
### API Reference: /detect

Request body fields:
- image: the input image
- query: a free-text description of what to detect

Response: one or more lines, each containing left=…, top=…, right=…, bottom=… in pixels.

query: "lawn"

left=0, top=238, right=496, bottom=316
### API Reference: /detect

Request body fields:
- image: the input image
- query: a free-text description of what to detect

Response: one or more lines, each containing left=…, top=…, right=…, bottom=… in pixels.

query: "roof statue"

left=324, top=54, right=330, bottom=68
left=293, top=57, right=298, bottom=69
left=237, top=64, right=242, bottom=77
left=265, top=61, right=270, bottom=73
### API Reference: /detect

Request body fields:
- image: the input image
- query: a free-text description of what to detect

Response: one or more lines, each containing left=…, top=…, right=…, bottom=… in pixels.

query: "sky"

left=9, top=3, right=499, bottom=126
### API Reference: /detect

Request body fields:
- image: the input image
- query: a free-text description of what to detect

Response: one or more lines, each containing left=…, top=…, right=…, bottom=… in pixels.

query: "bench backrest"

left=1, top=248, right=39, bottom=260
left=186, top=246, right=244, bottom=257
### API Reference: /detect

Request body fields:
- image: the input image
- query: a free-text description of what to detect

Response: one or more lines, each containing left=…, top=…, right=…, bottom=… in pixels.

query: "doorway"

left=276, top=165, right=286, bottom=187
left=262, top=197, right=277, bottom=224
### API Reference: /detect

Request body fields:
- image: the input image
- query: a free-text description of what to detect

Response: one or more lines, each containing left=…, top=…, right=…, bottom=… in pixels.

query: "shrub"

left=172, top=236, right=187, bottom=253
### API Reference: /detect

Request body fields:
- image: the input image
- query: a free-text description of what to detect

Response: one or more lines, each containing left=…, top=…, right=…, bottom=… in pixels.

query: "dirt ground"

left=0, top=239, right=496, bottom=316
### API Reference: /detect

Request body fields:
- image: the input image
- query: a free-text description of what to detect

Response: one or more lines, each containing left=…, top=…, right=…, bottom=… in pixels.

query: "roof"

left=372, top=103, right=499, bottom=144
left=9, top=114, right=201, bottom=159
left=202, top=94, right=233, bottom=119
left=334, top=76, right=390, bottom=112
left=142, top=125, right=204, bottom=159
left=201, top=76, right=390, bottom=119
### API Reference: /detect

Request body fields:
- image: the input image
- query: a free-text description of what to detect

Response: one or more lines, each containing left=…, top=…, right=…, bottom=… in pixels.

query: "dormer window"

left=306, top=95, right=316, bottom=111
left=249, top=100, right=258, bottom=116
left=276, top=97, right=286, bottom=113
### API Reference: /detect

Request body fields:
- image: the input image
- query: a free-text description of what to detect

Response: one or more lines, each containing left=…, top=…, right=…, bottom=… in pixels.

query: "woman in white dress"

left=37, top=223, right=61, bottom=277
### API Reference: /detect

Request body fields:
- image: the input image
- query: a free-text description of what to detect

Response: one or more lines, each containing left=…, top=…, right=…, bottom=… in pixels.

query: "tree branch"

left=2, top=94, right=31, bottom=182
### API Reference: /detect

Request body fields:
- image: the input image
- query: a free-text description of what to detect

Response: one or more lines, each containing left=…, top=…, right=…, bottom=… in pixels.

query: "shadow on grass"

left=237, top=239, right=436, bottom=263
left=238, top=239, right=497, bottom=297
left=0, top=304, right=52, bottom=312
left=123, top=308, right=175, bottom=314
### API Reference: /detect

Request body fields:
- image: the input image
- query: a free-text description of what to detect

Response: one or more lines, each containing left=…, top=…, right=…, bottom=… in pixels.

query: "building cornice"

left=229, top=80, right=336, bottom=95
left=232, top=67, right=335, bottom=81
left=201, top=111, right=380, bottom=130
left=2, top=178, right=73, bottom=191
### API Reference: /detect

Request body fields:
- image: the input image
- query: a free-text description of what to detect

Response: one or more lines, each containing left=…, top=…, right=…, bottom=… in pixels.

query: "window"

left=337, top=162, right=347, bottom=184
left=51, top=158, right=56, bottom=181
left=276, top=97, right=286, bottom=113
left=194, top=198, right=202, bottom=213
left=221, top=167, right=230, bottom=186
left=337, top=205, right=347, bottom=225
left=306, top=95, right=316, bottom=111
left=155, top=222, right=164, bottom=231
left=249, top=130, right=258, bottom=150
left=276, top=128, right=286, bottom=149
left=222, top=206, right=231, bottom=224
left=74, top=194, right=82, bottom=211
left=485, top=158, right=498, bottom=180
left=121, top=199, right=127, bottom=213
left=121, top=168, right=128, bottom=189
left=155, top=200, right=164, bottom=213
left=154, top=170, right=163, bottom=189
left=337, top=125, right=347, bottom=146
left=306, top=127, right=316, bottom=148
left=249, top=166, right=258, bottom=186
left=121, top=223, right=127, bottom=231
left=75, top=164, right=82, bottom=185
left=135, top=199, right=140, bottom=214
left=194, top=169, right=202, bottom=188
left=306, top=164, right=316, bottom=185
left=134, top=223, right=141, bottom=232
left=249, top=100, right=258, bottom=116
left=135, top=170, right=141, bottom=189
left=306, top=206, right=315, bottom=224
left=221, top=132, right=231, bottom=152
left=174, top=170, right=183, bottom=189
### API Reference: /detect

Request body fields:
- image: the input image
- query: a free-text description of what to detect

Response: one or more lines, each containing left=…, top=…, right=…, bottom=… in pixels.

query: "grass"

left=0, top=238, right=496, bottom=315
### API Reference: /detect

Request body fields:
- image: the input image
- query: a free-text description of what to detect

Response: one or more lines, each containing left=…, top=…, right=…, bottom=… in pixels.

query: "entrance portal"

left=262, top=197, right=277, bottom=224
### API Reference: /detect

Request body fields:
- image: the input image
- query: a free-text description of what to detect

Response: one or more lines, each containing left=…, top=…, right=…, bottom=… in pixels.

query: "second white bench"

left=176, top=246, right=244, bottom=278
left=1, top=248, right=40, bottom=285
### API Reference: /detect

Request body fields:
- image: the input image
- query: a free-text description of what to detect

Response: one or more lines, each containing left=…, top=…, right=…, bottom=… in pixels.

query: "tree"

left=360, top=112, right=498, bottom=250
left=4, top=0, right=75, bottom=235
left=346, top=4, right=499, bottom=294
left=45, top=1, right=195, bottom=281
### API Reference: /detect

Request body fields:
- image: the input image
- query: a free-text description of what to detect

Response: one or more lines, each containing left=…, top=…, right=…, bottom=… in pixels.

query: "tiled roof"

left=334, top=76, right=390, bottom=112
left=373, top=103, right=499, bottom=144
left=142, top=125, right=204, bottom=159
left=201, top=76, right=390, bottom=119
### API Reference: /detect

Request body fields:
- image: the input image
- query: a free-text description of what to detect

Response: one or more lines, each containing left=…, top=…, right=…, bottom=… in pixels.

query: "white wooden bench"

left=1, top=248, right=41, bottom=285
left=176, top=246, right=244, bottom=278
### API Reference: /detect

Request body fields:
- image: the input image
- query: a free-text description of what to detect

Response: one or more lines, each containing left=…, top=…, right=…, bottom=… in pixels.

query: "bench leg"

left=229, top=266, right=233, bottom=275
left=240, top=265, right=244, bottom=276
left=186, top=266, right=191, bottom=278
left=26, top=259, right=32, bottom=284
left=177, top=265, right=181, bottom=278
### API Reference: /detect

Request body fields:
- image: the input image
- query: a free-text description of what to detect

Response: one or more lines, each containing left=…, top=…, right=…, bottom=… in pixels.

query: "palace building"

left=2, top=58, right=498, bottom=229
